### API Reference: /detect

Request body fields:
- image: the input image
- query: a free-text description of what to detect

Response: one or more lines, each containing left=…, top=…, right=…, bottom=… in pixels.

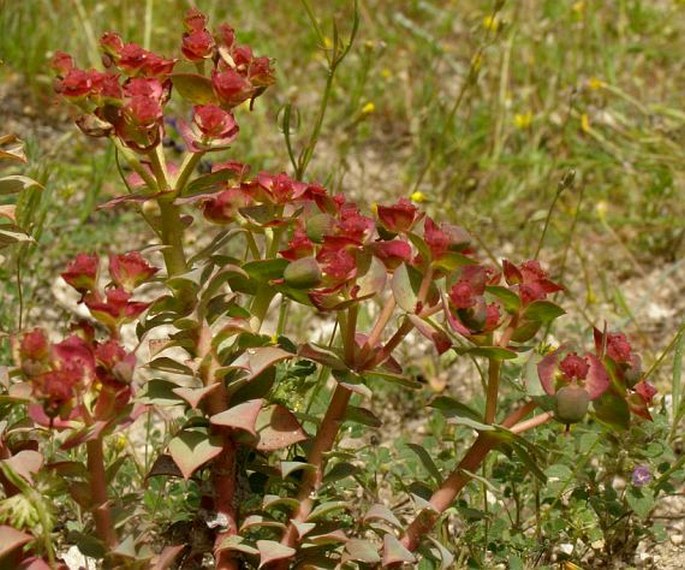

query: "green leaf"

left=485, top=285, right=521, bottom=313
left=430, top=396, right=483, bottom=423
left=306, top=500, right=348, bottom=521
left=217, top=535, right=259, bottom=555
left=405, top=443, right=442, bottom=485
left=431, top=251, right=476, bottom=272
left=462, top=346, right=518, bottom=360
left=0, top=174, right=43, bottom=195
left=168, top=428, right=223, bottom=480
left=344, top=405, right=382, bottom=428
left=363, top=370, right=422, bottom=390
left=391, top=263, right=419, bottom=313
left=299, top=343, right=346, bottom=370
left=521, top=300, right=565, bottom=324
left=626, top=486, right=655, bottom=518
left=323, top=461, right=359, bottom=484
left=593, top=392, right=631, bottom=430
left=182, top=169, right=238, bottom=198
left=171, top=73, right=217, bottom=105
left=139, top=379, right=186, bottom=407
left=280, top=461, right=315, bottom=478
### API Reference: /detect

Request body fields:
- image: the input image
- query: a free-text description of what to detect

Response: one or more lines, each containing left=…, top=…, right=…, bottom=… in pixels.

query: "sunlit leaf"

left=168, top=428, right=223, bottom=479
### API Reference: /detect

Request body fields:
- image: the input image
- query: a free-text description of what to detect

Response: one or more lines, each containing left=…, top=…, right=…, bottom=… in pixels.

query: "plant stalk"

left=86, top=437, right=117, bottom=549
left=275, top=384, right=353, bottom=565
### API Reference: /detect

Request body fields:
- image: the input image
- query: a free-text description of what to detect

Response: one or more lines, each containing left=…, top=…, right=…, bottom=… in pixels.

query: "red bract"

left=62, top=253, right=99, bottom=295
left=95, top=340, right=136, bottom=386
left=100, top=32, right=124, bottom=63
left=182, top=29, right=215, bottom=61
left=20, top=329, right=50, bottom=362
left=118, top=43, right=148, bottom=74
left=317, top=241, right=357, bottom=284
left=203, top=186, right=252, bottom=224
left=280, top=225, right=315, bottom=261
left=58, top=68, right=93, bottom=98
left=372, top=239, right=412, bottom=270
left=377, top=198, right=419, bottom=233
left=503, top=259, right=563, bottom=305
left=212, top=69, right=252, bottom=108
left=125, top=95, right=163, bottom=127
left=109, top=252, right=158, bottom=291
left=50, top=51, right=74, bottom=76
left=184, top=7, right=208, bottom=31
left=423, top=217, right=470, bottom=260
left=538, top=349, right=609, bottom=400
left=217, top=23, right=236, bottom=49
left=335, top=203, right=374, bottom=243
left=257, top=172, right=306, bottom=205
left=85, top=288, right=150, bottom=329
left=193, top=105, right=239, bottom=139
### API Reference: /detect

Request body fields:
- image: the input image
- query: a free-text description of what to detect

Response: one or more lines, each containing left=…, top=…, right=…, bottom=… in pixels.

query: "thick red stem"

left=86, top=437, right=117, bottom=549
left=274, top=384, right=352, bottom=568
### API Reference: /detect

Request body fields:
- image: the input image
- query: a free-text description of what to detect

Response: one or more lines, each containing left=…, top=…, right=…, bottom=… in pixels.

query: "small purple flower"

left=632, top=465, right=652, bottom=487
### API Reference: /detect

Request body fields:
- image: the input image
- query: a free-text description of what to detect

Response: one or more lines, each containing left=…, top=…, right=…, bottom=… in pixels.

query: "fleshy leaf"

left=172, top=384, right=222, bottom=409
left=585, top=353, right=610, bottom=400
left=255, top=404, right=307, bottom=451
left=0, top=175, right=43, bottom=196
left=391, top=263, right=419, bottom=313
left=429, top=396, right=483, bottom=423
left=0, top=525, right=32, bottom=557
left=256, top=540, right=295, bottom=568
left=382, top=533, right=416, bottom=566
left=168, top=428, right=223, bottom=479
left=405, top=443, right=442, bottom=486
left=363, top=504, right=402, bottom=529
left=171, top=73, right=217, bottom=105
left=344, top=539, right=381, bottom=563
left=1, top=450, right=43, bottom=485
left=522, top=300, right=565, bottom=324
left=210, top=398, right=263, bottom=437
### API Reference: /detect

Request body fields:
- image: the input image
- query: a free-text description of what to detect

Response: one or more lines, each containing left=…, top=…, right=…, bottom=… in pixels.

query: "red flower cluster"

left=52, top=8, right=275, bottom=153
left=17, top=329, right=135, bottom=423
left=61, top=252, right=157, bottom=334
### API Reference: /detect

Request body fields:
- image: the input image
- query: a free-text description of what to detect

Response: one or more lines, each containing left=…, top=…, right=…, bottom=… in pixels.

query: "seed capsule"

left=283, top=257, right=322, bottom=289
left=555, top=385, right=590, bottom=424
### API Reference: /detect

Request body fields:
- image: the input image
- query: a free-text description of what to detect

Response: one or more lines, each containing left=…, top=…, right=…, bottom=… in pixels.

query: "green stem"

left=173, top=151, right=204, bottom=195
left=484, top=314, right=518, bottom=424
left=158, top=200, right=188, bottom=276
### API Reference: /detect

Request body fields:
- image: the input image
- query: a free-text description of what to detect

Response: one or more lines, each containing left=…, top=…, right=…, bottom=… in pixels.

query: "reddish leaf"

left=172, top=384, right=221, bottom=409
left=1, top=450, right=43, bottom=485
left=0, top=525, right=32, bottom=557
left=168, top=429, right=223, bottom=479
left=233, top=346, right=293, bottom=381
left=408, top=314, right=451, bottom=354
left=256, top=540, right=295, bottom=568
left=255, top=404, right=307, bottom=451
left=391, top=263, right=419, bottom=313
left=382, top=533, right=416, bottom=566
left=210, top=398, right=263, bottom=437
left=585, top=353, right=610, bottom=400
left=146, top=454, right=183, bottom=479
left=344, top=539, right=381, bottom=563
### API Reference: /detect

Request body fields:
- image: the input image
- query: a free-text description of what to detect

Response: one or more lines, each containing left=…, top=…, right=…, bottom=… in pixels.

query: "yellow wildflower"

left=410, top=191, right=427, bottom=204
left=483, top=15, right=499, bottom=32
left=581, top=113, right=591, bottom=133
left=361, top=102, right=375, bottom=115
left=514, top=111, right=533, bottom=130
left=587, top=77, right=605, bottom=90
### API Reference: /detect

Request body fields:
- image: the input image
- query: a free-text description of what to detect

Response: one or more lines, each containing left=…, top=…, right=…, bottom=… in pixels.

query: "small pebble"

left=670, top=534, right=683, bottom=546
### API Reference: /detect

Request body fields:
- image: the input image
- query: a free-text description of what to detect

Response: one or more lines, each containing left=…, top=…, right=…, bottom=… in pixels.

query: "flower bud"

left=283, top=257, right=322, bottom=289
left=555, top=385, right=590, bottom=424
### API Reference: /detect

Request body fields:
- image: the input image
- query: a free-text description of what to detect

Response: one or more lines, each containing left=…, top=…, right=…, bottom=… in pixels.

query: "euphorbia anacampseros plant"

left=0, top=7, right=657, bottom=569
